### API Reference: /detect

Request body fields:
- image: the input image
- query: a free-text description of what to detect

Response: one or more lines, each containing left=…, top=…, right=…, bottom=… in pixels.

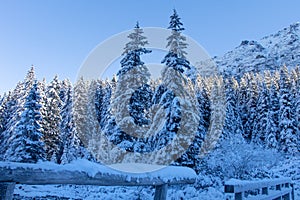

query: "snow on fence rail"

left=0, top=160, right=197, bottom=200
left=224, top=178, right=295, bottom=200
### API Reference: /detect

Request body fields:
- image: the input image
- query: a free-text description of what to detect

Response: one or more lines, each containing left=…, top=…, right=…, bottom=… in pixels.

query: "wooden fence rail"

left=224, top=178, right=295, bottom=200
left=0, top=161, right=197, bottom=200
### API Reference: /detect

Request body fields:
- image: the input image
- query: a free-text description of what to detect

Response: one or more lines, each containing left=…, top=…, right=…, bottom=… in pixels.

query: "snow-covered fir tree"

left=152, top=10, right=199, bottom=165
left=237, top=73, right=249, bottom=139
left=265, top=81, right=280, bottom=149
left=59, top=86, right=90, bottom=164
left=98, top=80, right=113, bottom=129
left=247, top=73, right=259, bottom=141
left=199, top=77, right=226, bottom=158
left=87, top=80, right=100, bottom=134
left=221, top=77, right=244, bottom=141
left=94, top=79, right=107, bottom=127
left=129, top=84, right=153, bottom=126
left=38, top=78, right=48, bottom=150
left=153, top=11, right=200, bottom=163
left=240, top=73, right=258, bottom=141
left=278, top=66, right=297, bottom=153
left=0, top=82, right=26, bottom=159
left=24, top=66, right=35, bottom=90
left=43, top=76, right=62, bottom=162
left=198, top=78, right=211, bottom=132
left=84, top=80, right=104, bottom=160
left=107, top=22, right=152, bottom=156
left=175, top=76, right=208, bottom=172
left=59, top=79, right=72, bottom=106
left=5, top=81, right=45, bottom=163
left=0, top=93, right=8, bottom=134
left=252, top=81, right=270, bottom=144
left=290, top=67, right=300, bottom=151
left=162, top=9, right=190, bottom=74
left=1, top=67, right=37, bottom=159
left=73, top=77, right=89, bottom=146
left=295, top=82, right=300, bottom=151
left=0, top=92, right=13, bottom=159
left=151, top=66, right=199, bottom=165
left=117, top=22, right=151, bottom=76
left=88, top=80, right=107, bottom=161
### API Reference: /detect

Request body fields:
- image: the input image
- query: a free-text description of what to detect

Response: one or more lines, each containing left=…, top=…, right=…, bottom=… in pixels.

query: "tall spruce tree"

left=85, top=80, right=103, bottom=155
left=108, top=22, right=152, bottom=154
left=198, top=78, right=211, bottom=132
left=221, top=78, right=244, bottom=141
left=117, top=22, right=151, bottom=76
left=199, top=77, right=226, bottom=158
left=278, top=66, right=297, bottom=153
left=2, top=67, right=36, bottom=159
left=5, top=81, right=45, bottom=163
left=1, top=82, right=26, bottom=159
left=43, top=76, right=62, bottom=162
left=59, top=79, right=72, bottom=106
left=291, top=67, right=300, bottom=151
left=38, top=78, right=48, bottom=147
left=0, top=92, right=13, bottom=160
left=24, top=66, right=35, bottom=90
left=265, top=81, right=279, bottom=149
left=73, top=77, right=89, bottom=147
left=94, top=79, right=107, bottom=127
left=155, top=11, right=199, bottom=166
left=59, top=86, right=90, bottom=164
left=252, top=81, right=269, bottom=145
left=295, top=85, right=300, bottom=151
left=99, top=80, right=113, bottom=129
left=175, top=76, right=208, bottom=172
left=162, top=9, right=190, bottom=73
left=238, top=73, right=250, bottom=139
left=241, top=73, right=258, bottom=141
left=0, top=93, right=8, bottom=134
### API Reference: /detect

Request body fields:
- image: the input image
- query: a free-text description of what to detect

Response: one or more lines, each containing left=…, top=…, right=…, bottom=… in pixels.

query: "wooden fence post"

left=276, top=184, right=281, bottom=190
left=235, top=192, right=243, bottom=200
left=0, top=182, right=15, bottom=200
left=291, top=183, right=295, bottom=200
left=262, top=187, right=269, bottom=195
left=154, top=184, right=168, bottom=200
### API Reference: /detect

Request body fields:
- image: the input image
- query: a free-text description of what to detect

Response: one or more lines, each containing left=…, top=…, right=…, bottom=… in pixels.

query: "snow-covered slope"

left=216, top=22, right=300, bottom=77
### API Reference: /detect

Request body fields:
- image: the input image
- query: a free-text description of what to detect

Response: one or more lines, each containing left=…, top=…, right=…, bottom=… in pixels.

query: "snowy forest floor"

left=12, top=156, right=300, bottom=200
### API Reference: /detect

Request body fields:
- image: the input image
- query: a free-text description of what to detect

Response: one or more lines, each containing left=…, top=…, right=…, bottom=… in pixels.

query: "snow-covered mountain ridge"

left=216, top=22, right=300, bottom=77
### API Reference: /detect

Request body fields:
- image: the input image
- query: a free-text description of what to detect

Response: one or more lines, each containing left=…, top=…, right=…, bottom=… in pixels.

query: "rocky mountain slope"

left=215, top=22, right=300, bottom=77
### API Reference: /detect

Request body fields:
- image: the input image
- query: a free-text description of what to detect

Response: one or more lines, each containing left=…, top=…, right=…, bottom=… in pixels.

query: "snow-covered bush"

left=206, top=135, right=282, bottom=180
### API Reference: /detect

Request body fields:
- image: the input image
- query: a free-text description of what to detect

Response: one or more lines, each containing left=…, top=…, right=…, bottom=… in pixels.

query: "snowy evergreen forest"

left=1, top=62, right=299, bottom=168
left=0, top=10, right=300, bottom=199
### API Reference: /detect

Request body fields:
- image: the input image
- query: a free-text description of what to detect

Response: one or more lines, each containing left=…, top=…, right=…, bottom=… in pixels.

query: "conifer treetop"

left=24, top=66, right=36, bottom=90
left=118, top=22, right=151, bottom=76
left=164, top=9, right=188, bottom=60
left=123, top=21, right=149, bottom=55
left=168, top=9, right=185, bottom=32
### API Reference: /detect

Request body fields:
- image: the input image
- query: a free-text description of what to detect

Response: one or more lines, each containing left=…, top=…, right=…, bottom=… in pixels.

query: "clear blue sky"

left=0, top=0, right=300, bottom=94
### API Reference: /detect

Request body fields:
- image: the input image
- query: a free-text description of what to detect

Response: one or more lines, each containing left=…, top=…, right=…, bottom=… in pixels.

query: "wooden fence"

left=0, top=161, right=196, bottom=200
left=224, top=178, right=295, bottom=200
